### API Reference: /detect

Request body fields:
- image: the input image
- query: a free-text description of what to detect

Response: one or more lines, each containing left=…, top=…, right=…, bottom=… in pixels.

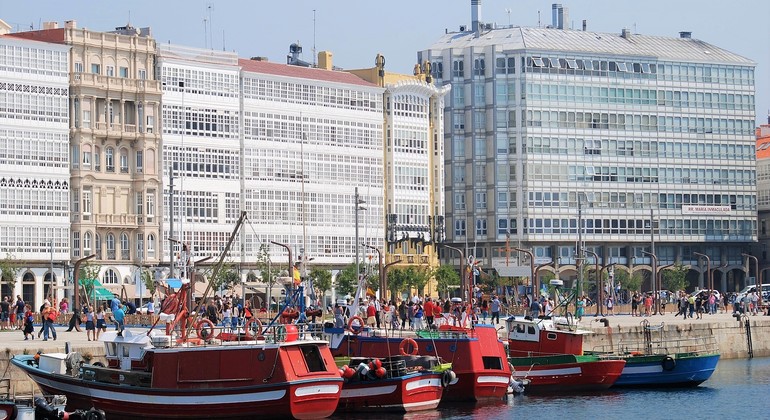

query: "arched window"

left=105, top=147, right=115, bottom=172
left=83, top=231, right=92, bottom=252
left=103, top=269, right=119, bottom=284
left=119, top=148, right=129, bottom=173
left=147, top=234, right=156, bottom=258
left=106, top=233, right=116, bottom=260
left=120, top=232, right=130, bottom=260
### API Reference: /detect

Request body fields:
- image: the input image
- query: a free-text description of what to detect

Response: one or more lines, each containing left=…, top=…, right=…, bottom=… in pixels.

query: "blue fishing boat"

left=595, top=320, right=720, bottom=387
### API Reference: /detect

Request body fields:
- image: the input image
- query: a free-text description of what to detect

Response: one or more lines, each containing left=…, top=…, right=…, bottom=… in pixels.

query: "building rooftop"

left=426, top=26, right=754, bottom=65
left=239, top=58, right=377, bottom=88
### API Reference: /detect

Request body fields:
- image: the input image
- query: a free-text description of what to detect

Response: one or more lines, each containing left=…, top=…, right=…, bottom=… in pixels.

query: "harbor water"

left=334, top=357, right=770, bottom=420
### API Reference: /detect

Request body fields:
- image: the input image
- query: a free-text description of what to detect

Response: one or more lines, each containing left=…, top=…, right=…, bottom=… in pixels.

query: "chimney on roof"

left=471, top=0, right=482, bottom=33
left=621, top=28, right=632, bottom=39
left=250, top=56, right=268, bottom=62
left=318, top=51, right=333, bottom=70
left=42, top=21, right=59, bottom=30
left=64, top=20, right=76, bottom=29
left=552, top=4, right=568, bottom=29
left=679, top=31, right=692, bottom=39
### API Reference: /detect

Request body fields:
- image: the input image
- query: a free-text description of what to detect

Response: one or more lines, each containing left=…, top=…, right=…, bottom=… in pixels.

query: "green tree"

left=141, top=267, right=156, bottom=300
left=208, top=262, right=241, bottom=292
left=621, top=272, right=644, bottom=292
left=662, top=263, right=690, bottom=293
left=387, top=267, right=409, bottom=300
left=0, top=253, right=20, bottom=292
left=79, top=262, right=102, bottom=306
left=335, top=263, right=360, bottom=297
left=309, top=267, right=332, bottom=303
left=434, top=264, right=460, bottom=298
left=254, top=244, right=279, bottom=307
left=409, top=266, right=432, bottom=297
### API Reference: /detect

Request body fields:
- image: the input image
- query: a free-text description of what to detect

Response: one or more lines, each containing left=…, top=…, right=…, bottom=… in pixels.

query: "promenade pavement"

left=2, top=309, right=766, bottom=354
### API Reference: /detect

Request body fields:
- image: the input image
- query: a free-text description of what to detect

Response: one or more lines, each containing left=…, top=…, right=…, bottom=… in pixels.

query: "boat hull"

left=11, top=355, right=341, bottom=420
left=509, top=356, right=626, bottom=393
left=328, top=325, right=511, bottom=401
left=337, top=372, right=444, bottom=413
left=613, top=354, right=720, bottom=387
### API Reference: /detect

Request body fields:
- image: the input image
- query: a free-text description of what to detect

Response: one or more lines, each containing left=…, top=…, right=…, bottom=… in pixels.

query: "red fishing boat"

left=505, top=315, right=625, bottom=392
left=12, top=291, right=342, bottom=419
left=336, top=355, right=452, bottom=413
left=326, top=323, right=513, bottom=401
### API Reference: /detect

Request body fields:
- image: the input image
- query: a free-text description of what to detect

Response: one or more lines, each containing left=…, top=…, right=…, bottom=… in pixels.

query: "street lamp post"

left=50, top=240, right=54, bottom=301
left=362, top=243, right=385, bottom=301
left=641, top=250, right=659, bottom=314
left=584, top=249, right=601, bottom=313
left=443, top=245, right=466, bottom=301
left=594, top=262, right=615, bottom=316
left=742, top=253, right=760, bottom=307
left=513, top=248, right=536, bottom=298
left=354, top=187, right=366, bottom=299
left=693, top=252, right=712, bottom=292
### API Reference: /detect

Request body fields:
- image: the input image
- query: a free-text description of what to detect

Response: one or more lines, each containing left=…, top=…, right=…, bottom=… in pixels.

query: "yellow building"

left=348, top=56, right=450, bottom=299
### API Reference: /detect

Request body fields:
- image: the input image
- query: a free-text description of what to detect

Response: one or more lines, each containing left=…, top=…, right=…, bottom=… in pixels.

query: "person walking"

left=95, top=306, right=107, bottom=340
left=333, top=303, right=345, bottom=328
left=41, top=302, right=58, bottom=341
left=0, top=296, right=10, bottom=331
left=490, top=295, right=501, bottom=324
left=413, top=303, right=424, bottom=330
left=15, top=296, right=25, bottom=330
left=576, top=295, right=586, bottom=322
left=529, top=298, right=541, bottom=319
left=84, top=305, right=95, bottom=341
left=397, top=300, right=407, bottom=329
left=22, top=304, right=34, bottom=340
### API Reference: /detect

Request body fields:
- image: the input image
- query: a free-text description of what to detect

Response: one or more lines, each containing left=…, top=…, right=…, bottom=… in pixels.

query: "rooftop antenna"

left=505, top=8, right=511, bottom=26
left=203, top=16, right=208, bottom=48
left=207, top=3, right=214, bottom=50
left=128, top=10, right=131, bottom=26
left=313, top=9, right=317, bottom=67
left=222, top=29, right=225, bottom=51
left=537, top=10, right=541, bottom=28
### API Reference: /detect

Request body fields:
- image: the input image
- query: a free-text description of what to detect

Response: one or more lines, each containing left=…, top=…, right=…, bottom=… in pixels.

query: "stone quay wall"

left=583, top=316, right=770, bottom=359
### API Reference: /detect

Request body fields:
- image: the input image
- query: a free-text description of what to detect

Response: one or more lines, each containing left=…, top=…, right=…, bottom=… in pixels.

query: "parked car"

left=735, top=284, right=770, bottom=302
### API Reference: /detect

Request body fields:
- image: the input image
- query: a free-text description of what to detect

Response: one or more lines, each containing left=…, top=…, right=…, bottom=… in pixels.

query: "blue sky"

left=2, top=0, right=768, bottom=123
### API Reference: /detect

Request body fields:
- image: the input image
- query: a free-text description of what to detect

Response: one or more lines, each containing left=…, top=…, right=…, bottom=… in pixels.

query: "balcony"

left=71, top=73, right=162, bottom=95
left=94, top=213, right=139, bottom=228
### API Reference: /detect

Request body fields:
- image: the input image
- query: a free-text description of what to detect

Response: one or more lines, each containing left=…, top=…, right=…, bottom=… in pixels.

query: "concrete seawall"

left=583, top=314, right=770, bottom=359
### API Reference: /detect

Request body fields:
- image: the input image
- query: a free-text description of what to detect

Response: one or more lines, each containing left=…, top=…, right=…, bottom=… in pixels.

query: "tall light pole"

left=577, top=194, right=585, bottom=303
left=354, top=188, right=366, bottom=296
left=595, top=262, right=615, bottom=317
left=742, top=253, right=760, bottom=307
left=443, top=245, right=466, bottom=300
left=693, top=252, right=712, bottom=292
left=584, top=248, right=600, bottom=309
left=641, top=250, right=659, bottom=314
left=513, top=247, right=536, bottom=298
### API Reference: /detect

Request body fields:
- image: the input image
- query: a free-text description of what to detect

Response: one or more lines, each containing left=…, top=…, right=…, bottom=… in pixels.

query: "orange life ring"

left=195, top=319, right=215, bottom=340
left=399, top=338, right=419, bottom=356
left=244, top=317, right=263, bottom=338
left=348, top=315, right=365, bottom=335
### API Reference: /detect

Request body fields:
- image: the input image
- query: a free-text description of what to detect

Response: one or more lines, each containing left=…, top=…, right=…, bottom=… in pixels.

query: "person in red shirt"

left=424, top=298, right=434, bottom=328
left=366, top=301, right=377, bottom=327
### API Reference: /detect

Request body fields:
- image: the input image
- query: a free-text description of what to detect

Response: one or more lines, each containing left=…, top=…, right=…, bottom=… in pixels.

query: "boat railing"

left=155, top=318, right=326, bottom=348
left=592, top=335, right=719, bottom=356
